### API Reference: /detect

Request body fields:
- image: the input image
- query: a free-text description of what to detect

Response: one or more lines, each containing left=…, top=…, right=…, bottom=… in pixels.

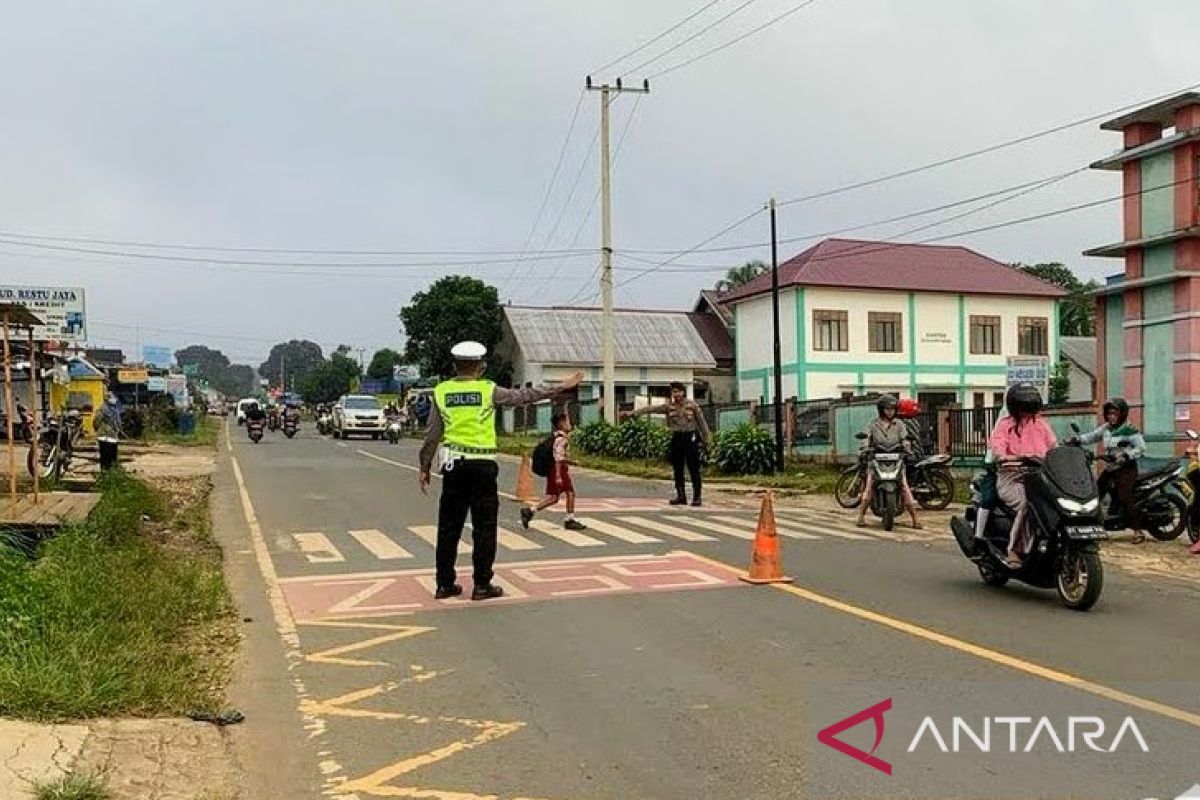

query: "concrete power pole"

left=586, top=76, right=649, bottom=424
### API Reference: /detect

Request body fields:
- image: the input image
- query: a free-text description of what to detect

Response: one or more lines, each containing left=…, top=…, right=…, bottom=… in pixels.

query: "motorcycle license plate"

left=1066, top=525, right=1106, bottom=540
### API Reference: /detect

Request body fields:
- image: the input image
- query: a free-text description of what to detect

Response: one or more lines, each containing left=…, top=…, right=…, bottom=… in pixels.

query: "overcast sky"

left=1, top=0, right=1196, bottom=367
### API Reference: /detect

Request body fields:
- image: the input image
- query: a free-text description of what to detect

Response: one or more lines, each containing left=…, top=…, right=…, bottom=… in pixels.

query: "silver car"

left=333, top=395, right=386, bottom=439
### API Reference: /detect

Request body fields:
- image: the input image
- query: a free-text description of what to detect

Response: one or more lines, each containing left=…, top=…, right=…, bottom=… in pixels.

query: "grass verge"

left=32, top=773, right=111, bottom=800
left=0, top=469, right=233, bottom=721
left=146, top=413, right=218, bottom=448
left=497, top=434, right=846, bottom=494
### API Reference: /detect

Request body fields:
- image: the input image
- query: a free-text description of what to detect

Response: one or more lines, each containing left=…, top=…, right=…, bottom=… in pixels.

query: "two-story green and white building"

left=722, top=238, right=1067, bottom=408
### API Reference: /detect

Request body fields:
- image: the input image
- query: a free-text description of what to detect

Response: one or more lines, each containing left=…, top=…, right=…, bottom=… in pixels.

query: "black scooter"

left=951, top=443, right=1107, bottom=611
left=282, top=413, right=299, bottom=439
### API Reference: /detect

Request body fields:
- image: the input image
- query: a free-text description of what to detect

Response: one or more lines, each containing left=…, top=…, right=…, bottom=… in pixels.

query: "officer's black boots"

left=669, top=496, right=687, bottom=506
left=472, top=584, right=504, bottom=601
left=435, top=584, right=463, bottom=600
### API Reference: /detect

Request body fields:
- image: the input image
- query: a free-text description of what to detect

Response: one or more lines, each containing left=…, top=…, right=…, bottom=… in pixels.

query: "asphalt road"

left=216, top=420, right=1200, bottom=800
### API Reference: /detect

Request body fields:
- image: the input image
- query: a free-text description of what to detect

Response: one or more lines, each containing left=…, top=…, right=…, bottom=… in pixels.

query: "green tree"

left=297, top=352, right=362, bottom=403
left=259, top=340, right=324, bottom=391
left=1049, top=360, right=1071, bottom=405
left=715, top=260, right=769, bottom=293
left=175, top=344, right=257, bottom=397
left=367, top=348, right=402, bottom=380
left=400, top=276, right=505, bottom=380
left=1016, top=262, right=1099, bottom=337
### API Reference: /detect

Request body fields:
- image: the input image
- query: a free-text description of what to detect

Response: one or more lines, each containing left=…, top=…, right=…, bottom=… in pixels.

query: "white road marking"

left=528, top=519, right=605, bottom=547
left=663, top=515, right=758, bottom=540
left=293, top=532, right=345, bottom=563
left=713, top=514, right=866, bottom=541
left=409, top=525, right=471, bottom=554
left=616, top=516, right=717, bottom=542
left=775, top=509, right=893, bottom=540
left=496, top=526, right=542, bottom=551
left=349, top=529, right=413, bottom=560
left=575, top=517, right=661, bottom=544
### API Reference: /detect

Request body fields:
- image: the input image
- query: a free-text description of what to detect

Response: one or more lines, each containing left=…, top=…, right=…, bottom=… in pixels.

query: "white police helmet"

left=450, top=341, right=487, bottom=361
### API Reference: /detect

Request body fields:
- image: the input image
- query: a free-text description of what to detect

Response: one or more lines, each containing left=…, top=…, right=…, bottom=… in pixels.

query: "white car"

left=236, top=398, right=257, bottom=426
left=333, top=395, right=386, bottom=439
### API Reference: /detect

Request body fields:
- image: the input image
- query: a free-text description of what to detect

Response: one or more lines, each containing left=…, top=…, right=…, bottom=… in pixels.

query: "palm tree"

left=715, top=260, right=769, bottom=293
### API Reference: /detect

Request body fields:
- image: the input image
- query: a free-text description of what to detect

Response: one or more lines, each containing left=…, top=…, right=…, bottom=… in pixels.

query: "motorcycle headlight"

left=1057, top=497, right=1099, bottom=514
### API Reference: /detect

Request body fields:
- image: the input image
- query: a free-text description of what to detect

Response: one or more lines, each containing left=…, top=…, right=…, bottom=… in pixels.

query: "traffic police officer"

left=419, top=341, right=582, bottom=600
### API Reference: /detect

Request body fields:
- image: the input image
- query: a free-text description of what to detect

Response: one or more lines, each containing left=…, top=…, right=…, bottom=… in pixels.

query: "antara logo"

left=818, top=699, right=1150, bottom=776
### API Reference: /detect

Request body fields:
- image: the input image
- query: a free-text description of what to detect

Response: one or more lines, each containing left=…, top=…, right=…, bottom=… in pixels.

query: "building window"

left=868, top=312, right=902, bottom=353
left=1018, top=316, right=1049, bottom=355
left=970, top=315, right=1001, bottom=355
left=973, top=392, right=985, bottom=408
left=813, top=310, right=848, bottom=352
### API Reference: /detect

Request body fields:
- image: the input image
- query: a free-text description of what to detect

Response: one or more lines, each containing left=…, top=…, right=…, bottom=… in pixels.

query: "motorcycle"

left=837, top=439, right=955, bottom=512
left=950, top=442, right=1106, bottom=611
left=856, top=433, right=905, bottom=531
left=1182, top=429, right=1200, bottom=545
left=282, top=415, right=298, bottom=439
left=1067, top=423, right=1187, bottom=541
left=27, top=409, right=84, bottom=481
left=267, top=412, right=280, bottom=432
left=317, top=412, right=332, bottom=436
left=247, top=417, right=265, bottom=444
left=386, top=416, right=402, bottom=444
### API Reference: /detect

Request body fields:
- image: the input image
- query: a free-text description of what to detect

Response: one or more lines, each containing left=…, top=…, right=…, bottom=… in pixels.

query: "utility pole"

left=586, top=75, right=649, bottom=424
left=769, top=198, right=785, bottom=472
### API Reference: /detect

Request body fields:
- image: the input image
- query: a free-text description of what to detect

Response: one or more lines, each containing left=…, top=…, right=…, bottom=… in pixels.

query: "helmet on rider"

left=897, top=398, right=920, bottom=418
left=1005, top=382, right=1043, bottom=417
left=876, top=394, right=899, bottom=417
left=1102, top=397, right=1129, bottom=426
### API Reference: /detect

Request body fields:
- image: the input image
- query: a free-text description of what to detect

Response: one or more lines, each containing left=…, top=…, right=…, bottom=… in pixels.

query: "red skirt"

left=546, top=465, right=575, bottom=496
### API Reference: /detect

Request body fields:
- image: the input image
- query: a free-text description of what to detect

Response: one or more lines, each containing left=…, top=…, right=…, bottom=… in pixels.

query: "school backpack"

left=531, top=435, right=556, bottom=477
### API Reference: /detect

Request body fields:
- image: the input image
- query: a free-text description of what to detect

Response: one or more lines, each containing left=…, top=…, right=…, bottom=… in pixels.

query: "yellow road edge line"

left=677, top=550, right=1200, bottom=730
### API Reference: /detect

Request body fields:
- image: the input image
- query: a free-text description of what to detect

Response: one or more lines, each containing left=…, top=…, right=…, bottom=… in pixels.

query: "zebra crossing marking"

left=663, top=515, right=756, bottom=540
left=707, top=515, right=823, bottom=541
left=497, top=526, right=543, bottom=551
left=577, top=518, right=662, bottom=544
left=409, top=525, right=471, bottom=554
left=775, top=509, right=893, bottom=540
left=740, top=513, right=874, bottom=541
left=293, top=532, right=345, bottom=563
left=348, top=529, right=413, bottom=560
left=616, top=516, right=717, bottom=542
left=528, top=519, right=605, bottom=547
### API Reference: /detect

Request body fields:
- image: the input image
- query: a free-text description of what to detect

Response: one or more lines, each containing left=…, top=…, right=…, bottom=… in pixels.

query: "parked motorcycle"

left=247, top=417, right=265, bottom=444
left=386, top=416, right=402, bottom=444
left=950, top=443, right=1106, bottom=611
left=27, top=409, right=84, bottom=481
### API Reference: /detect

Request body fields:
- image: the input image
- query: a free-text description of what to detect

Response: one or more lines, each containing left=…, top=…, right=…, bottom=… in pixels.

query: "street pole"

left=586, top=76, right=649, bottom=423
left=769, top=198, right=785, bottom=472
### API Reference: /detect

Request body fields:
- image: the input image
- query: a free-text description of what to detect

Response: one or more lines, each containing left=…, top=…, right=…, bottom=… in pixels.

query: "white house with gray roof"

left=497, top=306, right=722, bottom=415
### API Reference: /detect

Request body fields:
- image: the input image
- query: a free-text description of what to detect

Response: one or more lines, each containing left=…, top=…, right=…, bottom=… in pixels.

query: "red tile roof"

left=687, top=312, right=734, bottom=363
left=722, top=238, right=1068, bottom=303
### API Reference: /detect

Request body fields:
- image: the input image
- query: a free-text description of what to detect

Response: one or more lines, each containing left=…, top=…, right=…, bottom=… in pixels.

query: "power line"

left=0, top=237, right=595, bottom=270
left=776, top=79, right=1200, bottom=208
left=649, top=0, right=826, bottom=80
left=500, top=88, right=588, bottom=294
left=590, top=0, right=726, bottom=76
left=620, top=0, right=762, bottom=77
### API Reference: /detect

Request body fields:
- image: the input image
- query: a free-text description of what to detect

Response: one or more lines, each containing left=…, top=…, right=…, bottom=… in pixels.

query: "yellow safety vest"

left=433, top=379, right=497, bottom=458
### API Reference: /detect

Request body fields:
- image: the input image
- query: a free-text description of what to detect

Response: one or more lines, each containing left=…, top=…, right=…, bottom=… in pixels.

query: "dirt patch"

left=128, top=447, right=215, bottom=480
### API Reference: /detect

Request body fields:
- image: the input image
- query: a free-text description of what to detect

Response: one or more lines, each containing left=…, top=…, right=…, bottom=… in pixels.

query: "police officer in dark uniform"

left=419, top=341, right=582, bottom=601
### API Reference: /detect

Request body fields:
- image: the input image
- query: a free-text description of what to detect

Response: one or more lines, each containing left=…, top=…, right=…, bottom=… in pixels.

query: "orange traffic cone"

left=739, top=491, right=794, bottom=585
left=515, top=453, right=537, bottom=504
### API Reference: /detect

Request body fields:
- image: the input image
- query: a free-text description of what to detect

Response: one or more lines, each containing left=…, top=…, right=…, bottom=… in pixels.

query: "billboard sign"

left=165, top=374, right=189, bottom=408
left=117, top=369, right=150, bottom=384
left=142, top=345, right=173, bottom=368
left=0, top=285, right=86, bottom=342
left=147, top=376, right=167, bottom=392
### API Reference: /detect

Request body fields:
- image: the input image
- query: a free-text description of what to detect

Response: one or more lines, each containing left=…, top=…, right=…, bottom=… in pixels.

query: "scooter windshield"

left=1041, top=446, right=1096, bottom=502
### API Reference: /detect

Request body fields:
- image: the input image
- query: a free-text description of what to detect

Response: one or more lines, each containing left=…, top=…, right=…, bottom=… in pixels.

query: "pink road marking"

left=280, top=552, right=742, bottom=621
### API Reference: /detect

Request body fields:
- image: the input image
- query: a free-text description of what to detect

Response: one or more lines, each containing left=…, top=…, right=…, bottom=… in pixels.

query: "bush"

left=713, top=423, right=777, bottom=475
left=571, top=419, right=669, bottom=461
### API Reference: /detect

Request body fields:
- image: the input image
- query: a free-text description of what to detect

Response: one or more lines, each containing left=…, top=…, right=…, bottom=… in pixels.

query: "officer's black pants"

left=669, top=431, right=702, bottom=501
left=436, top=459, right=499, bottom=588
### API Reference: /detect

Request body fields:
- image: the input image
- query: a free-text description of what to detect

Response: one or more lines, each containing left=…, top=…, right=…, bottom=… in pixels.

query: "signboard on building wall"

left=117, top=369, right=150, bottom=384
left=1006, top=356, right=1049, bottom=401
left=0, top=285, right=87, bottom=342
left=147, top=376, right=167, bottom=392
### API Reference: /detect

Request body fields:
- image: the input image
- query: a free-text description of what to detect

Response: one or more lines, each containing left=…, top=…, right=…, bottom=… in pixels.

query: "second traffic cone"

left=739, top=490, right=793, bottom=585
left=515, top=453, right=537, bottom=504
